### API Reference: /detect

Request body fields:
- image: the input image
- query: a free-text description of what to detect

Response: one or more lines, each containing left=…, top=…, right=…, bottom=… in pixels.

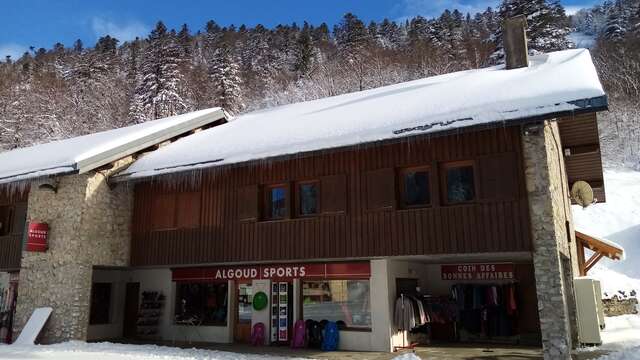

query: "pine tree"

left=494, top=0, right=572, bottom=60
left=209, top=43, right=243, bottom=114
left=130, top=21, right=186, bottom=122
left=293, top=22, right=315, bottom=78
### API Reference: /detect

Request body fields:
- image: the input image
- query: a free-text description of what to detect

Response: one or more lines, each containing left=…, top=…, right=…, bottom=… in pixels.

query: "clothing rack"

left=393, top=294, right=418, bottom=351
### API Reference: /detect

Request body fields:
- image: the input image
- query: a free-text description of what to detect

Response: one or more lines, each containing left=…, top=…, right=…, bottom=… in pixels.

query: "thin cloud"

left=91, top=17, right=149, bottom=42
left=0, top=43, right=28, bottom=60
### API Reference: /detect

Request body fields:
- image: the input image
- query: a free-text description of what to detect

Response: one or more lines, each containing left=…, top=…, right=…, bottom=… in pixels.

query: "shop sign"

left=172, top=262, right=370, bottom=282
left=26, top=222, right=49, bottom=252
left=441, top=263, right=515, bottom=281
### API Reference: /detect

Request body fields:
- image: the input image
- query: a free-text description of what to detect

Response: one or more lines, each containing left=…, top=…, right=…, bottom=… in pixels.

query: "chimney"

left=503, top=15, right=529, bottom=69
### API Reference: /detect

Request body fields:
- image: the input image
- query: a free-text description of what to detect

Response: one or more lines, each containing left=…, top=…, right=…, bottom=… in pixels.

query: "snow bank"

left=119, top=49, right=605, bottom=179
left=0, top=341, right=308, bottom=360
left=573, top=170, right=640, bottom=278
left=594, top=315, right=640, bottom=359
left=0, top=108, right=224, bottom=185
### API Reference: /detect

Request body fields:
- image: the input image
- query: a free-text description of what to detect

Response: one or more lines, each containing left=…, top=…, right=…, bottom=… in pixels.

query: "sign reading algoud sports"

left=172, top=262, right=370, bottom=282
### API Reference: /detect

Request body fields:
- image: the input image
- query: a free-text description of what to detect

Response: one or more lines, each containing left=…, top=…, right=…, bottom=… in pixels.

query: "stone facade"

left=522, top=120, right=581, bottom=359
left=13, top=158, right=133, bottom=343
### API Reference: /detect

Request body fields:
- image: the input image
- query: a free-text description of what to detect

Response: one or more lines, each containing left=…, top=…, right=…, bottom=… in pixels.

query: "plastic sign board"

left=172, top=262, right=370, bottom=282
left=26, top=222, right=49, bottom=252
left=441, top=263, right=515, bottom=281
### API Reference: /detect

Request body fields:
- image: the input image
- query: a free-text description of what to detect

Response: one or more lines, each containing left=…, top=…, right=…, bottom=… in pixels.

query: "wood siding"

left=0, top=190, right=28, bottom=271
left=558, top=113, right=606, bottom=202
left=131, top=126, right=532, bottom=267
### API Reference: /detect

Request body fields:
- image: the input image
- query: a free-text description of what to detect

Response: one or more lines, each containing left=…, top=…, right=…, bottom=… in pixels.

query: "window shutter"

left=11, top=203, right=27, bottom=235
left=152, top=194, right=176, bottom=230
left=479, top=153, right=518, bottom=201
left=176, top=192, right=201, bottom=228
left=238, top=185, right=259, bottom=221
left=365, top=168, right=396, bottom=210
left=321, top=174, right=347, bottom=214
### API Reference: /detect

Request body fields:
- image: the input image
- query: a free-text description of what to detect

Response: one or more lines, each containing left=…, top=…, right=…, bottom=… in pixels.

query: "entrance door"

left=123, top=282, right=140, bottom=339
left=234, top=283, right=253, bottom=343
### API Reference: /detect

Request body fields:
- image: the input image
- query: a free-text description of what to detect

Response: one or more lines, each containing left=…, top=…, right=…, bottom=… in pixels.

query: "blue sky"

left=1, top=0, right=599, bottom=59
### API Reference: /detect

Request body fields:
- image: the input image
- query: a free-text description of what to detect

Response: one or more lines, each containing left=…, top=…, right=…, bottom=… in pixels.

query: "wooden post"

left=503, top=15, right=529, bottom=70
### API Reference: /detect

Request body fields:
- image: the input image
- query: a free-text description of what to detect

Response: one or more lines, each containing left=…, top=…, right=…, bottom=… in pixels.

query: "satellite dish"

left=571, top=181, right=596, bottom=208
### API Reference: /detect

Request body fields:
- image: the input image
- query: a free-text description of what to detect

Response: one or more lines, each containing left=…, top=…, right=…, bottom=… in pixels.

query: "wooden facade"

left=0, top=190, right=28, bottom=271
left=131, top=126, right=533, bottom=267
left=558, top=113, right=606, bottom=202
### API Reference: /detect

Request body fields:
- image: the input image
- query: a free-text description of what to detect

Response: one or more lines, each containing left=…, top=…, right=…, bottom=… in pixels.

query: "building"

left=0, top=39, right=619, bottom=358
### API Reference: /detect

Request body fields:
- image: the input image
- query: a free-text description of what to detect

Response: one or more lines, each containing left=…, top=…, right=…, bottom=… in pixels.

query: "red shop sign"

left=441, top=263, right=515, bottom=281
left=26, top=222, right=49, bottom=252
left=172, top=262, right=371, bottom=282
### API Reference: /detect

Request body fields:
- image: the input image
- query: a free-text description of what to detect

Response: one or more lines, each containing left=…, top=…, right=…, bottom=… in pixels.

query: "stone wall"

left=522, top=121, right=580, bottom=359
left=603, top=297, right=638, bottom=316
left=13, top=158, right=133, bottom=343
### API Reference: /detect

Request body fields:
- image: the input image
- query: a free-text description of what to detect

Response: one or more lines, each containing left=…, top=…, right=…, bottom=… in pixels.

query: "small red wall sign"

left=26, top=222, right=49, bottom=252
left=441, top=263, right=515, bottom=281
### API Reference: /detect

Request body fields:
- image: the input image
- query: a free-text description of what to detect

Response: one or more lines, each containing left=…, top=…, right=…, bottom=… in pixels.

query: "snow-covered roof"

left=0, top=108, right=227, bottom=185
left=116, top=49, right=606, bottom=180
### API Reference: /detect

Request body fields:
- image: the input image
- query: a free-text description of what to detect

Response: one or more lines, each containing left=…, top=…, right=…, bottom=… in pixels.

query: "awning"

left=575, top=230, right=624, bottom=275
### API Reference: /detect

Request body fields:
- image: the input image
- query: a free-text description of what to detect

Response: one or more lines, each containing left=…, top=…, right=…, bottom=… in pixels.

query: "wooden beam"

left=585, top=252, right=605, bottom=273
left=577, top=241, right=587, bottom=276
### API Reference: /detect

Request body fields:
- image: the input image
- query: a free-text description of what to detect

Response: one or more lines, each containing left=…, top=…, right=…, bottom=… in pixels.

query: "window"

left=151, top=192, right=201, bottom=231
left=302, top=280, right=371, bottom=329
left=175, top=282, right=228, bottom=326
left=89, top=283, right=112, bottom=325
left=443, top=162, right=476, bottom=204
left=296, top=181, right=319, bottom=216
left=237, top=283, right=252, bottom=324
left=400, top=167, right=431, bottom=208
left=264, top=184, right=288, bottom=220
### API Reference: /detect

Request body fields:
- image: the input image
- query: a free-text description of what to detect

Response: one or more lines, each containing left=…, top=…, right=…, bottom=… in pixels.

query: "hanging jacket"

left=394, top=295, right=416, bottom=331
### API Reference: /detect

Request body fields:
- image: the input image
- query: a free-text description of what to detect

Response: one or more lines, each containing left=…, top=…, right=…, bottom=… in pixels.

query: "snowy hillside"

left=573, top=169, right=640, bottom=293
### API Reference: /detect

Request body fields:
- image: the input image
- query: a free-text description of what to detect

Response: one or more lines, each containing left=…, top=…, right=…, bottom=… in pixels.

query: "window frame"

left=440, top=160, right=478, bottom=205
left=300, top=279, right=372, bottom=331
left=262, top=183, right=290, bottom=221
left=151, top=191, right=202, bottom=231
left=295, top=180, right=321, bottom=218
left=398, top=165, right=432, bottom=209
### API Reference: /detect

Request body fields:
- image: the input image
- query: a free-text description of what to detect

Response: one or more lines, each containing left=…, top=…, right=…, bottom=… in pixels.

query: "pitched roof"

left=116, top=49, right=606, bottom=181
left=0, top=108, right=227, bottom=185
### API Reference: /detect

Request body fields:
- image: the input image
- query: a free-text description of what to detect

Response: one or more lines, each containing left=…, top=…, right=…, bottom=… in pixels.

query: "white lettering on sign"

left=212, top=266, right=307, bottom=280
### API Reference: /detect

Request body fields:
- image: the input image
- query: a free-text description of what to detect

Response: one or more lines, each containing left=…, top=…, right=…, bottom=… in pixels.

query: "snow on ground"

left=0, top=341, right=307, bottom=360
left=589, top=315, right=640, bottom=359
left=573, top=169, right=640, bottom=280
left=0, top=341, right=418, bottom=360
left=570, top=32, right=596, bottom=49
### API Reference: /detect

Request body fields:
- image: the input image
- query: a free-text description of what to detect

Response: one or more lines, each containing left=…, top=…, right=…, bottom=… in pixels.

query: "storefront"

left=0, top=272, right=19, bottom=344
left=85, top=258, right=540, bottom=352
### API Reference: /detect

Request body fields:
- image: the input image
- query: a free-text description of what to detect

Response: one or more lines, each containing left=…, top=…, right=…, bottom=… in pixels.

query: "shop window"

left=175, top=282, right=228, bottom=326
left=263, top=184, right=289, bottom=220
left=237, top=283, right=252, bottom=324
left=89, top=283, right=112, bottom=325
left=0, top=205, right=12, bottom=236
left=442, top=162, right=476, bottom=204
left=302, top=280, right=371, bottom=329
left=296, top=181, right=319, bottom=216
left=399, top=167, right=431, bottom=208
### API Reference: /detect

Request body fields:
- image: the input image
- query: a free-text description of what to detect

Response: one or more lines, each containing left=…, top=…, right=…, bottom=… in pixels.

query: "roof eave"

left=76, top=108, right=228, bottom=174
